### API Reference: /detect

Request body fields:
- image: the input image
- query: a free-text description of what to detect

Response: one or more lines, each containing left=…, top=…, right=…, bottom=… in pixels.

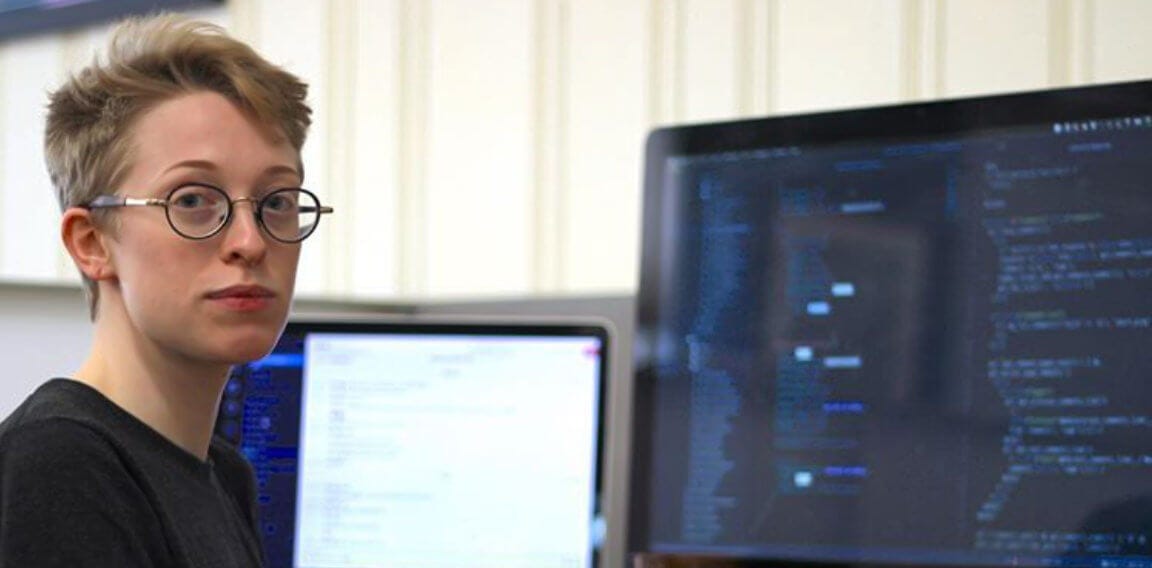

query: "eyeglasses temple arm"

left=85, top=196, right=166, bottom=209
left=85, top=195, right=125, bottom=209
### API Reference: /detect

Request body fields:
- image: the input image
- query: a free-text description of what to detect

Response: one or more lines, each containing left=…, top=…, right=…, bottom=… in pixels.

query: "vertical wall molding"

left=648, top=0, right=683, bottom=124
left=325, top=0, right=357, bottom=295
left=1051, top=0, right=1103, bottom=86
left=646, top=0, right=663, bottom=125
left=900, top=0, right=957, bottom=101
left=1068, top=0, right=1094, bottom=83
left=927, top=0, right=946, bottom=98
left=737, top=0, right=775, bottom=115
left=735, top=0, right=750, bottom=114
left=531, top=0, right=569, bottom=293
left=764, top=0, right=779, bottom=115
left=0, top=46, right=7, bottom=275
left=397, top=0, right=429, bottom=296
left=672, top=0, right=686, bottom=122
left=1048, top=0, right=1072, bottom=86
left=899, top=0, right=923, bottom=101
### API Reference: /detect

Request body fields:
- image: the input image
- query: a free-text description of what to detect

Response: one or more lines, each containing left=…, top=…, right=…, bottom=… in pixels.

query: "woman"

left=0, top=14, right=330, bottom=566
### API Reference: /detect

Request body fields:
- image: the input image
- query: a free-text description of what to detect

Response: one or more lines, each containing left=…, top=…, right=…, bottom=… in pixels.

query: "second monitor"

left=217, top=318, right=610, bottom=568
left=630, top=80, right=1152, bottom=566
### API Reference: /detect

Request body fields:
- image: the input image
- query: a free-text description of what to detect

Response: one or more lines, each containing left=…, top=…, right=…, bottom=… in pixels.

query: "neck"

left=74, top=304, right=230, bottom=461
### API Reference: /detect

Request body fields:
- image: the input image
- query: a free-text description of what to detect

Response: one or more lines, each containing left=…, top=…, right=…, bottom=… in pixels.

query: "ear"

left=61, top=208, right=116, bottom=281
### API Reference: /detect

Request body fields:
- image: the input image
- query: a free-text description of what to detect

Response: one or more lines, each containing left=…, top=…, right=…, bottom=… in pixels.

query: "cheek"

left=274, top=246, right=303, bottom=283
left=116, top=240, right=206, bottom=309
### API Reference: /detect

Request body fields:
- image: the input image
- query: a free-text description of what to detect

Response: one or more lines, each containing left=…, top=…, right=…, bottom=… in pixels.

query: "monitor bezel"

left=628, top=79, right=1152, bottom=567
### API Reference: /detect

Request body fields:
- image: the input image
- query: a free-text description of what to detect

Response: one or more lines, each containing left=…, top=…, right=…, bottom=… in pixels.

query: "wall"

left=1, top=0, right=1151, bottom=302
left=0, top=283, right=93, bottom=413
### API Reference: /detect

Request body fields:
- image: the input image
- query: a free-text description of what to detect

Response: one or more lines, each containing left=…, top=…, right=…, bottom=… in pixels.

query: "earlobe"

left=61, top=208, right=115, bottom=281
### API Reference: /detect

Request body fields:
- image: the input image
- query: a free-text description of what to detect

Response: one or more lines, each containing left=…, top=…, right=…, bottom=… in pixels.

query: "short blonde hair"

left=45, top=14, right=312, bottom=319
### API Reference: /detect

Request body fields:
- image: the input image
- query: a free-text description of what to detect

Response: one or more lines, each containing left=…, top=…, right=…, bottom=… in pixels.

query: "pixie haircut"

left=45, top=14, right=312, bottom=319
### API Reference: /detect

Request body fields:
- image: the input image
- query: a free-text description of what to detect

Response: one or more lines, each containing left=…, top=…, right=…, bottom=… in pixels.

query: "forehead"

left=127, top=91, right=300, bottom=181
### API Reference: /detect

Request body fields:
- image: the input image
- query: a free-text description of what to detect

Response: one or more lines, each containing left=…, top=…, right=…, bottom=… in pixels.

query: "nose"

left=219, top=198, right=268, bottom=265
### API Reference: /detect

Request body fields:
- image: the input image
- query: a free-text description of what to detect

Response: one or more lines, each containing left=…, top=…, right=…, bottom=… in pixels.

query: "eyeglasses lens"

left=261, top=189, right=320, bottom=242
left=167, top=184, right=229, bottom=239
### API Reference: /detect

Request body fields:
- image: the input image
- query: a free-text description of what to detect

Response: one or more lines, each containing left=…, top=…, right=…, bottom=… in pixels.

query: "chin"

left=213, top=327, right=284, bottom=364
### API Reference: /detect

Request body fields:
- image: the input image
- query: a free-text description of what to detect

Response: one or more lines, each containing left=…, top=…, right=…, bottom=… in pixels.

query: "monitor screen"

left=628, top=80, right=1152, bottom=567
left=217, top=319, right=610, bottom=568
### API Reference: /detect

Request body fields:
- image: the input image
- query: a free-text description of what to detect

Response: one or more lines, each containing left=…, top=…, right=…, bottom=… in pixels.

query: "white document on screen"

left=293, top=333, right=601, bottom=568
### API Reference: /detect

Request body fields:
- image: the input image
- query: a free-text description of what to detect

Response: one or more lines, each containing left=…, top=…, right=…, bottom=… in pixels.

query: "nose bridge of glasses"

left=220, top=196, right=266, bottom=238
left=230, top=196, right=265, bottom=226
left=231, top=196, right=261, bottom=210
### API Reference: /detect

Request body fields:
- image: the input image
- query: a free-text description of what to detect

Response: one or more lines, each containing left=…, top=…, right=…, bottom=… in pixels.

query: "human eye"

left=170, top=185, right=222, bottom=210
left=263, top=191, right=299, bottom=213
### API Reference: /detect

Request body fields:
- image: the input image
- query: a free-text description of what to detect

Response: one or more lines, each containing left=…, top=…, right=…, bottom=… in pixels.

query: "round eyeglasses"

left=84, top=184, right=334, bottom=243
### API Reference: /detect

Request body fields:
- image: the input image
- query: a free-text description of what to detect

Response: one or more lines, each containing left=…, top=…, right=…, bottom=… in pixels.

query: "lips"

left=205, top=284, right=276, bottom=299
left=205, top=285, right=277, bottom=312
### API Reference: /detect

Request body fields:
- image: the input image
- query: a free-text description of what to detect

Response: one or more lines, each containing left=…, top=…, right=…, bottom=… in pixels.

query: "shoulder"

left=0, top=419, right=170, bottom=566
left=0, top=380, right=154, bottom=499
left=0, top=416, right=120, bottom=474
left=0, top=379, right=110, bottom=439
left=0, top=417, right=147, bottom=506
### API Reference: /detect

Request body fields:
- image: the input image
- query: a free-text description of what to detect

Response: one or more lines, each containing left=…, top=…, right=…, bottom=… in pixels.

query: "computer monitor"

left=216, top=318, right=610, bottom=567
left=628, top=80, right=1152, bottom=567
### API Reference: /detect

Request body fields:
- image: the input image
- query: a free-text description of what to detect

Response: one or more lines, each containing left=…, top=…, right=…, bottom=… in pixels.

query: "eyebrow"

left=161, top=160, right=301, bottom=180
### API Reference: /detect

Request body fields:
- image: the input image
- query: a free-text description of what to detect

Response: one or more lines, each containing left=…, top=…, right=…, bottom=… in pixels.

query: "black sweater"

left=0, top=379, right=264, bottom=567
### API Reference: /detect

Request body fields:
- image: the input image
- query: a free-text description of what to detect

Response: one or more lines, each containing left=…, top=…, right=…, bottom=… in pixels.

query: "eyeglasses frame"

left=83, top=183, right=334, bottom=244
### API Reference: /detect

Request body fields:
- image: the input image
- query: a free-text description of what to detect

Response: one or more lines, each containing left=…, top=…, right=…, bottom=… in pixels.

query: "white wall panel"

left=1091, top=0, right=1152, bottom=83
left=347, top=0, right=403, bottom=299
left=255, top=0, right=331, bottom=297
left=530, top=0, right=567, bottom=293
left=0, top=35, right=64, bottom=282
left=322, top=0, right=358, bottom=297
left=396, top=0, right=431, bottom=297
left=940, top=0, right=1051, bottom=97
left=563, top=0, right=648, bottom=293
left=775, top=0, right=905, bottom=113
left=681, top=0, right=742, bottom=123
left=1, top=0, right=1150, bottom=300
left=424, top=0, right=535, bottom=297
